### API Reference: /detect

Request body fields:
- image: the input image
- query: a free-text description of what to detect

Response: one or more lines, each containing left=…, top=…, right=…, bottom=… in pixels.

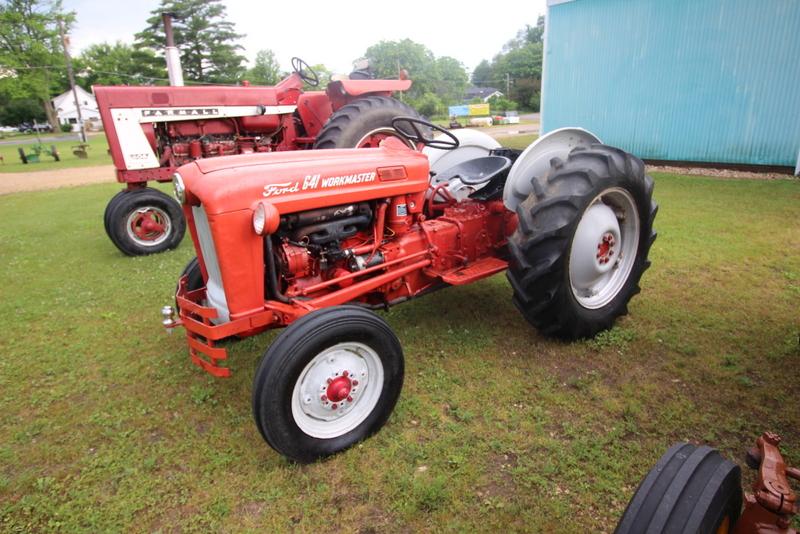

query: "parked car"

left=17, top=122, right=53, bottom=134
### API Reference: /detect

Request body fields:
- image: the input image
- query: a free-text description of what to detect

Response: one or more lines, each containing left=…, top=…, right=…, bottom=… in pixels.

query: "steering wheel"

left=291, top=57, right=319, bottom=87
left=391, top=116, right=460, bottom=150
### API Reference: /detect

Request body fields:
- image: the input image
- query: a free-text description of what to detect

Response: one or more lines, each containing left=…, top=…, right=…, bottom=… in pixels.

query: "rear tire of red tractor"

left=615, top=443, right=742, bottom=534
left=313, top=95, right=421, bottom=149
left=507, top=144, right=657, bottom=339
left=107, top=188, right=185, bottom=256
left=252, top=306, right=404, bottom=463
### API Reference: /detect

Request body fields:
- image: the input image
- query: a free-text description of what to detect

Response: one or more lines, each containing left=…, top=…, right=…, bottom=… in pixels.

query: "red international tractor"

left=94, top=58, right=420, bottom=255
left=161, top=117, right=658, bottom=462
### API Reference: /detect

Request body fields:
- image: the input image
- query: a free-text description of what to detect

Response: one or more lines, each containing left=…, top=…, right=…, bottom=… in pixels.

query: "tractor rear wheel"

left=252, top=306, right=404, bottom=463
left=313, top=95, right=421, bottom=149
left=507, top=144, right=657, bottom=339
left=615, top=443, right=742, bottom=534
left=107, top=187, right=185, bottom=256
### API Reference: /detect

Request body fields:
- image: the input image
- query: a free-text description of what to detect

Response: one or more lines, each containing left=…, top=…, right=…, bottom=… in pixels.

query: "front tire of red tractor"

left=252, top=306, right=404, bottom=463
left=313, top=95, right=422, bottom=149
left=507, top=144, right=657, bottom=339
left=615, top=443, right=742, bottom=534
left=107, top=187, right=185, bottom=256
left=103, top=190, right=129, bottom=239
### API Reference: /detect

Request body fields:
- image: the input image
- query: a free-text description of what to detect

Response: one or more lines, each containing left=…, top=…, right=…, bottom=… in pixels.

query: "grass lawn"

left=0, top=173, right=798, bottom=531
left=0, top=134, right=111, bottom=173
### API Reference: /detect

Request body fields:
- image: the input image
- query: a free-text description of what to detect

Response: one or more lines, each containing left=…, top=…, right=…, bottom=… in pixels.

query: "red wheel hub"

left=131, top=210, right=166, bottom=240
left=357, top=132, right=395, bottom=148
left=596, top=233, right=616, bottom=264
left=326, top=373, right=352, bottom=403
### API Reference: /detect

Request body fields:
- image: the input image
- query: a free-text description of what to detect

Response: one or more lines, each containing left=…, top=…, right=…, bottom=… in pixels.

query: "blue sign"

left=448, top=105, right=469, bottom=117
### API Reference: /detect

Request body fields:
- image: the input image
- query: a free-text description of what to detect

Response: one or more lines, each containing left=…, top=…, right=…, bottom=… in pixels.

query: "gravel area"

left=647, top=164, right=797, bottom=181
left=0, top=165, right=115, bottom=195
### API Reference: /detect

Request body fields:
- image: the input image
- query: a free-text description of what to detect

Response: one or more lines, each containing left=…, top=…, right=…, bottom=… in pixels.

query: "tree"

left=363, top=39, right=468, bottom=106
left=135, top=0, right=245, bottom=84
left=432, top=56, right=468, bottom=105
left=0, top=0, right=72, bottom=129
left=471, top=17, right=545, bottom=111
left=245, top=49, right=280, bottom=86
left=471, top=59, right=494, bottom=86
left=76, top=42, right=165, bottom=86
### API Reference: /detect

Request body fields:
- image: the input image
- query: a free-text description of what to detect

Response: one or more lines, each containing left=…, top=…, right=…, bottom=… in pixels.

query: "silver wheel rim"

left=355, top=127, right=415, bottom=149
left=125, top=206, right=171, bottom=247
left=569, top=187, right=640, bottom=309
left=291, top=342, right=384, bottom=439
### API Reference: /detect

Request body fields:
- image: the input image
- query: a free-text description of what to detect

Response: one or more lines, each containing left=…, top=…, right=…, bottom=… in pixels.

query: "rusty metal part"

left=734, top=432, right=798, bottom=534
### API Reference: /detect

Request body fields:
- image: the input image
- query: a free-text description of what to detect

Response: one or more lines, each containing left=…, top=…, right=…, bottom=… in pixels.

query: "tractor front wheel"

left=313, top=96, right=421, bottom=149
left=107, top=188, right=185, bottom=256
left=507, top=144, right=657, bottom=339
left=252, top=306, right=404, bottom=463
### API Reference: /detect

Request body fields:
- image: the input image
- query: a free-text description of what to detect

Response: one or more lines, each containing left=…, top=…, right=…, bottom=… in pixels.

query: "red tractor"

left=162, top=118, right=658, bottom=462
left=95, top=58, right=419, bottom=255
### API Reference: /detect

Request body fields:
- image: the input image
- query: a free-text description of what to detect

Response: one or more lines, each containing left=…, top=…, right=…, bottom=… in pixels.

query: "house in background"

left=464, top=86, right=504, bottom=103
left=52, top=86, right=101, bottom=132
left=542, top=0, right=800, bottom=174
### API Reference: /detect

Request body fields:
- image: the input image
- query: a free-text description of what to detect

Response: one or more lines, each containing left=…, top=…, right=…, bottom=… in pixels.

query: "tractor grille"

left=191, top=205, right=230, bottom=323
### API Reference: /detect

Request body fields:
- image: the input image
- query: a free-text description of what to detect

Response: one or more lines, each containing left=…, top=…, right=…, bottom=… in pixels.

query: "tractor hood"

left=178, top=139, right=430, bottom=216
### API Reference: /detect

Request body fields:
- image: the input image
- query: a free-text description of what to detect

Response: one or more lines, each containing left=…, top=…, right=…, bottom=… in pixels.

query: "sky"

left=62, top=0, right=546, bottom=77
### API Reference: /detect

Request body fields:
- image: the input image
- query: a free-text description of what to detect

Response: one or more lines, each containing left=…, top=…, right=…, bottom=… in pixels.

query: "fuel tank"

left=178, top=138, right=430, bottom=216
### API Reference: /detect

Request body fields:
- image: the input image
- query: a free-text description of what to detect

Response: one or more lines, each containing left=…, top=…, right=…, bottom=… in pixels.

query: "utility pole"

left=162, top=13, right=184, bottom=86
left=58, top=18, right=86, bottom=143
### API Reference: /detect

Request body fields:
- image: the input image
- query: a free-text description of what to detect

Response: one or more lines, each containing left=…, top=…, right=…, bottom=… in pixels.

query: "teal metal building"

left=541, top=0, right=800, bottom=173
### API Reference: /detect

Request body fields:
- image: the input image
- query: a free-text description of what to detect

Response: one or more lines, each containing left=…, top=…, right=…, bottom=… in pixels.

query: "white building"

left=52, top=86, right=101, bottom=132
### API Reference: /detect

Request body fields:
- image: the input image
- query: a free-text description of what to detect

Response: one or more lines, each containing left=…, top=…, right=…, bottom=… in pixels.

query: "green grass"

left=0, top=134, right=111, bottom=173
left=0, top=174, right=799, bottom=532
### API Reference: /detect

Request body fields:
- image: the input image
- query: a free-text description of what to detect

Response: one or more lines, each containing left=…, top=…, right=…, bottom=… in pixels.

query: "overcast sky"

left=62, top=0, right=546, bottom=77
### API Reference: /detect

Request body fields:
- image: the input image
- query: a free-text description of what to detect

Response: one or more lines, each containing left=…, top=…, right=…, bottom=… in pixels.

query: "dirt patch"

left=647, top=164, right=796, bottom=181
left=0, top=165, right=115, bottom=195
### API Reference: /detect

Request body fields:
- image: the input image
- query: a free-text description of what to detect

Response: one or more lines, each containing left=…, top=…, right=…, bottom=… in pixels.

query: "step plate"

left=440, top=257, right=508, bottom=285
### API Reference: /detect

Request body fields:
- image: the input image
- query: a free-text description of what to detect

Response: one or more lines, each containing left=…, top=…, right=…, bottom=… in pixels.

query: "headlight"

left=173, top=173, right=185, bottom=204
left=252, top=201, right=279, bottom=235
left=253, top=202, right=266, bottom=235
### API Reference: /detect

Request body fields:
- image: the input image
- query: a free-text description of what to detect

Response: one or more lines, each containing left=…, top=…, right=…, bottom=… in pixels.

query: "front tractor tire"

left=252, top=306, right=404, bottom=463
left=507, top=145, right=657, bottom=339
left=107, top=188, right=186, bottom=256
left=313, top=95, right=422, bottom=149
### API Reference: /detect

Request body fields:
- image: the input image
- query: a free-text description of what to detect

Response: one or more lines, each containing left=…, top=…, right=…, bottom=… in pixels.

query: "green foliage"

left=487, top=95, right=518, bottom=113
left=135, top=0, right=245, bottom=84
left=76, top=41, right=165, bottom=86
left=363, top=39, right=468, bottom=106
left=0, top=96, right=45, bottom=125
left=472, top=16, right=545, bottom=110
left=0, top=0, right=73, bottom=128
left=411, top=92, right=444, bottom=118
left=59, top=122, right=71, bottom=132
left=245, top=49, right=281, bottom=86
left=303, top=63, right=332, bottom=91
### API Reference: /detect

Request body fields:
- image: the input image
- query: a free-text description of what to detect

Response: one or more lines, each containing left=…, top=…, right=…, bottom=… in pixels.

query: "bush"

left=488, top=95, right=519, bottom=113
left=411, top=93, right=444, bottom=118
left=528, top=91, right=540, bottom=112
left=60, top=123, right=73, bottom=133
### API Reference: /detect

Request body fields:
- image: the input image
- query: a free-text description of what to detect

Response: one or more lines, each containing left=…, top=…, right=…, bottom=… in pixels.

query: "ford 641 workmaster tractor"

left=161, top=118, right=657, bottom=462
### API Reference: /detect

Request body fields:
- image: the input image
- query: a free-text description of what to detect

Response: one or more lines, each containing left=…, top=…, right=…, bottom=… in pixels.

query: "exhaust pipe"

left=162, top=13, right=184, bottom=86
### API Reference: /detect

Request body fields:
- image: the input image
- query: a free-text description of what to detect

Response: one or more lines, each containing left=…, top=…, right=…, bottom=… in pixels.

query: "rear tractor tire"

left=507, top=144, right=657, bottom=339
left=252, top=306, right=404, bottom=463
left=313, top=95, right=422, bottom=149
left=615, top=443, right=742, bottom=534
left=107, top=187, right=185, bottom=256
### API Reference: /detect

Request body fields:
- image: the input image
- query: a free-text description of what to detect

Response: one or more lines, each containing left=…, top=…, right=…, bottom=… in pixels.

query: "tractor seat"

left=434, top=156, right=512, bottom=186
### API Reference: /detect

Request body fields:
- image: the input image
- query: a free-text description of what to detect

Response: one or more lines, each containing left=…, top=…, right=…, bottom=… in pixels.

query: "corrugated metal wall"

left=541, top=0, right=800, bottom=169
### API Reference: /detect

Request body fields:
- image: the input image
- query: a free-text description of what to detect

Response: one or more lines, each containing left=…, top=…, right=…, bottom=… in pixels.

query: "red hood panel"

left=180, top=144, right=430, bottom=215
